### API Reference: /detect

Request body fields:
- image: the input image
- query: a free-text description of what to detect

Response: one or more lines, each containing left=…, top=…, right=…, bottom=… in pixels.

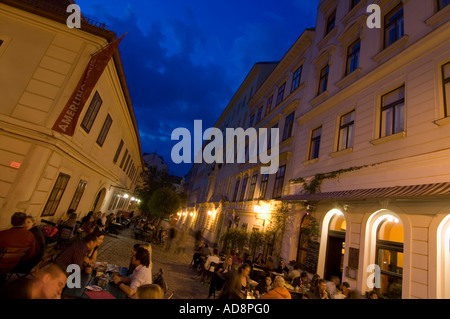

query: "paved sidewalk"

left=96, top=226, right=210, bottom=299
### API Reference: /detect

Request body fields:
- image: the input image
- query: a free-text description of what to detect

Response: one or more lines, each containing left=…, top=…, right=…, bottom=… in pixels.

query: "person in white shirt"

left=113, top=247, right=152, bottom=297
left=204, top=248, right=220, bottom=272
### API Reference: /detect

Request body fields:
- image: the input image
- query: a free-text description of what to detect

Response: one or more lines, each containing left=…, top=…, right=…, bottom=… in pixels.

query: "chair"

left=0, top=247, right=31, bottom=286
left=201, top=261, right=218, bottom=286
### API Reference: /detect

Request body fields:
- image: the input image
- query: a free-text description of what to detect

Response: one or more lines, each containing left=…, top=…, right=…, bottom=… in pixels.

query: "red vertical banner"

left=52, top=34, right=126, bottom=136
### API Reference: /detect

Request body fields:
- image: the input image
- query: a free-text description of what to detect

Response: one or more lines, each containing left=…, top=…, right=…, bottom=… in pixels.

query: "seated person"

left=204, top=248, right=220, bottom=272
left=275, top=259, right=289, bottom=274
left=253, top=253, right=264, bottom=267
left=55, top=233, right=99, bottom=275
left=0, top=263, right=67, bottom=299
left=263, top=256, right=275, bottom=271
left=287, top=263, right=301, bottom=280
left=127, top=244, right=141, bottom=276
left=59, top=212, right=78, bottom=240
left=112, top=247, right=152, bottom=298
left=13, top=216, right=46, bottom=274
left=299, top=271, right=310, bottom=288
left=314, top=279, right=331, bottom=299
left=0, top=212, right=38, bottom=263
left=255, top=276, right=273, bottom=297
left=260, top=276, right=291, bottom=299
left=85, top=229, right=105, bottom=265
left=136, top=284, right=164, bottom=299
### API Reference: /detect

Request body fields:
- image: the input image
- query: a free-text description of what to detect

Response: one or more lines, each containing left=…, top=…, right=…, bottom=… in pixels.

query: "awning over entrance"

left=282, top=182, right=450, bottom=201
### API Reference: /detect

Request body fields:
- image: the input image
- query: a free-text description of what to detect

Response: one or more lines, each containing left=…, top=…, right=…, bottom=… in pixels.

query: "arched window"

left=376, top=216, right=404, bottom=299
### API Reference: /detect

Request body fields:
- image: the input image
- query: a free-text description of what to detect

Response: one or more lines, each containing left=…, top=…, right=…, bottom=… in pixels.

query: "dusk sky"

left=75, top=0, right=319, bottom=177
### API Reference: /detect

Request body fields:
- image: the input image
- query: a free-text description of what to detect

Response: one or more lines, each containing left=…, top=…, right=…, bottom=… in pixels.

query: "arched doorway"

left=92, top=188, right=106, bottom=212
left=324, top=210, right=346, bottom=280
left=372, top=214, right=404, bottom=299
left=436, top=214, right=450, bottom=298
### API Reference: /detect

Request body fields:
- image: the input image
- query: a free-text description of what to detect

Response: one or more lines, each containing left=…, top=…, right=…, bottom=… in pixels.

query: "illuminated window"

left=376, top=218, right=404, bottom=299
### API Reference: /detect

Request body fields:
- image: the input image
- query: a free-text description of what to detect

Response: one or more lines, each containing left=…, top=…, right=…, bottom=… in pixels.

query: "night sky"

left=75, top=0, right=319, bottom=177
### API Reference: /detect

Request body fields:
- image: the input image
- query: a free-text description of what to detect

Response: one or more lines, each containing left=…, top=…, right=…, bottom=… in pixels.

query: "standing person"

left=165, top=227, right=176, bottom=252
left=112, top=247, right=152, bottom=298
left=260, top=276, right=291, bottom=299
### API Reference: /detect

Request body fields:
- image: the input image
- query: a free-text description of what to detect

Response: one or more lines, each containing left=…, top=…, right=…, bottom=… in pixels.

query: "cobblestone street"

left=96, top=226, right=210, bottom=299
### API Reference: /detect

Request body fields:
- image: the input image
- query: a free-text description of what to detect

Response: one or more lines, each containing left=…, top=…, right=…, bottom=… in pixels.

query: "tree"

left=148, top=188, right=181, bottom=222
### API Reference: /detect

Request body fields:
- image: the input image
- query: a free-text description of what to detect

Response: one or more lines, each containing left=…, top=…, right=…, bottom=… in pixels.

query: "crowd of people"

left=0, top=210, right=381, bottom=300
left=189, top=241, right=378, bottom=300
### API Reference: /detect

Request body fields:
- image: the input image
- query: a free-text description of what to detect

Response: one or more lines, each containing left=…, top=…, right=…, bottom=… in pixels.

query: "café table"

left=62, top=263, right=128, bottom=299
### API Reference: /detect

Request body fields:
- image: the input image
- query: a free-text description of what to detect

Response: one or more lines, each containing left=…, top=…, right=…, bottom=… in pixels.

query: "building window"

left=265, top=95, right=274, bottom=117
left=276, top=82, right=286, bottom=105
left=96, top=114, right=113, bottom=147
left=375, top=218, right=404, bottom=299
left=249, top=114, right=255, bottom=128
left=239, top=176, right=248, bottom=201
left=233, top=179, right=241, bottom=202
left=291, top=66, right=303, bottom=93
left=326, top=10, right=336, bottom=35
left=346, top=39, right=360, bottom=75
left=256, top=106, right=263, bottom=123
left=113, top=140, right=124, bottom=164
left=309, top=126, right=322, bottom=160
left=41, top=173, right=71, bottom=217
left=384, top=3, right=404, bottom=48
left=351, top=0, right=361, bottom=9
left=282, top=111, right=295, bottom=141
left=81, top=91, right=102, bottom=133
left=338, top=110, right=355, bottom=151
left=123, top=154, right=131, bottom=172
left=267, top=123, right=279, bottom=149
left=272, top=165, right=286, bottom=199
left=318, top=64, right=329, bottom=95
left=119, top=149, right=128, bottom=169
left=442, top=62, right=450, bottom=117
left=438, top=0, right=450, bottom=10
left=259, top=174, right=269, bottom=199
left=68, top=180, right=87, bottom=211
left=380, top=86, right=405, bottom=138
left=247, top=174, right=258, bottom=200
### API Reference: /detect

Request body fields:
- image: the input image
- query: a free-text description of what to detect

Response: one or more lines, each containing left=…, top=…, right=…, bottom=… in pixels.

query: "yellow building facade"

left=184, top=0, right=450, bottom=299
left=0, top=0, right=143, bottom=228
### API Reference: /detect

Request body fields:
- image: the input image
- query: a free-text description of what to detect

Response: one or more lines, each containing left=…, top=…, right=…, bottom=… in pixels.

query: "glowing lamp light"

left=131, top=197, right=135, bottom=201
left=123, top=194, right=129, bottom=199
left=254, top=205, right=261, bottom=214
left=208, top=211, right=212, bottom=216
left=330, top=209, right=344, bottom=216
left=190, top=213, right=194, bottom=217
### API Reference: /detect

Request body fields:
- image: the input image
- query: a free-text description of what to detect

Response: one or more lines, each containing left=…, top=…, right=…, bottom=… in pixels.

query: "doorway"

left=324, top=230, right=345, bottom=280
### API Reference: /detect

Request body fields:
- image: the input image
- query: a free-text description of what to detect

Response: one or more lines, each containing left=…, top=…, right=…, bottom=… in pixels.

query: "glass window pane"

left=395, top=102, right=405, bottom=133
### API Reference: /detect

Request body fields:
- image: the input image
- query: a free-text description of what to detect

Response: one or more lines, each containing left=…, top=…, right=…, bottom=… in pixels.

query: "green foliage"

left=220, top=228, right=249, bottom=253
left=148, top=187, right=181, bottom=220
left=248, top=230, right=265, bottom=257
left=290, top=165, right=369, bottom=194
